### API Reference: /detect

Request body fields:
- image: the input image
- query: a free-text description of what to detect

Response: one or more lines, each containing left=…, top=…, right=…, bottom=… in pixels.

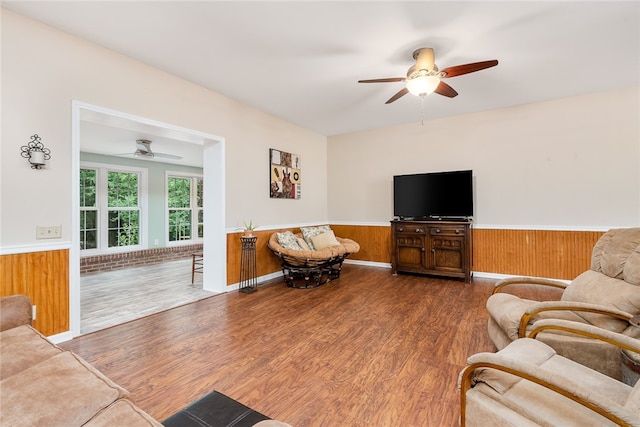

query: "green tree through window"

left=80, top=168, right=97, bottom=250
left=108, top=171, right=139, bottom=247
left=168, top=176, right=203, bottom=242
left=80, top=165, right=143, bottom=252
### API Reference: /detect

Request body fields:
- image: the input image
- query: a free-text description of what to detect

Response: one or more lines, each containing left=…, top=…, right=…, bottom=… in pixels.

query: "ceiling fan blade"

left=153, top=152, right=183, bottom=160
left=413, top=47, right=435, bottom=71
left=440, top=60, right=498, bottom=78
left=358, top=77, right=405, bottom=83
left=385, top=87, right=409, bottom=104
left=434, top=81, right=458, bottom=98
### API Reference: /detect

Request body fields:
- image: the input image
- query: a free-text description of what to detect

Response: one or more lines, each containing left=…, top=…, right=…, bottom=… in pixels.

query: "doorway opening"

left=70, top=101, right=227, bottom=336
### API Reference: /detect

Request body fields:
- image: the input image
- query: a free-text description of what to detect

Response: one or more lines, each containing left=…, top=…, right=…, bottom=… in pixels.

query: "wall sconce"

left=20, top=134, right=51, bottom=169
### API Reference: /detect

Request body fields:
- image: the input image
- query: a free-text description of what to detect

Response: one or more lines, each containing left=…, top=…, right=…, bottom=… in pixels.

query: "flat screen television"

left=393, top=170, right=473, bottom=220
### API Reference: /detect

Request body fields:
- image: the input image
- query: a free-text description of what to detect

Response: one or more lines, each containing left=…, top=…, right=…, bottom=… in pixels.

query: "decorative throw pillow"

left=296, top=237, right=311, bottom=251
left=311, top=230, right=341, bottom=250
left=276, top=231, right=302, bottom=250
left=300, top=225, right=331, bottom=250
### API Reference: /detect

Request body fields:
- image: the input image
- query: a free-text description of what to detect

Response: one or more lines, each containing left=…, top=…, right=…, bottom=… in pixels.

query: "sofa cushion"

left=296, top=236, right=311, bottom=251
left=300, top=225, right=331, bottom=250
left=470, top=339, right=557, bottom=395
left=84, top=399, right=163, bottom=427
left=311, top=230, right=341, bottom=250
left=0, top=294, right=32, bottom=331
left=486, top=293, right=585, bottom=341
left=561, top=270, right=640, bottom=331
left=0, top=324, right=62, bottom=380
left=624, top=245, right=640, bottom=286
left=0, top=351, right=129, bottom=427
left=591, top=227, right=640, bottom=283
left=276, top=231, right=302, bottom=251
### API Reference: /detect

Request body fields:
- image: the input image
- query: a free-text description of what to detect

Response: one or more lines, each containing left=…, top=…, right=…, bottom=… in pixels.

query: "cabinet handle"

left=436, top=229, right=441, bottom=233
left=415, top=228, right=423, bottom=233
left=398, top=227, right=404, bottom=232
left=456, top=229, right=460, bottom=234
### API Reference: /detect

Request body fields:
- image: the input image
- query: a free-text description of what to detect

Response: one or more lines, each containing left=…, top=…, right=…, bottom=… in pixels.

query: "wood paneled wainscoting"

left=243, top=225, right=603, bottom=285
left=229, top=225, right=392, bottom=287
left=0, top=249, right=69, bottom=336
left=1, top=226, right=604, bottom=336
left=330, top=224, right=391, bottom=264
left=472, top=228, right=604, bottom=280
left=226, top=230, right=287, bottom=285
left=329, top=225, right=603, bottom=281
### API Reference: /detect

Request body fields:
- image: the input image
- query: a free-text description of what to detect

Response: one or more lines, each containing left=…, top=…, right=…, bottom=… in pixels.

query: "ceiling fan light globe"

left=406, top=75, right=440, bottom=97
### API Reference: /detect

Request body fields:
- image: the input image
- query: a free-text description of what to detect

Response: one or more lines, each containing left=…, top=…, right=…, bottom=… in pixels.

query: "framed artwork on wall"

left=270, top=148, right=301, bottom=199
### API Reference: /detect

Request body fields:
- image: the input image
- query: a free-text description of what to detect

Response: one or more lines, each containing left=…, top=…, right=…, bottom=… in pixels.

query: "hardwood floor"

left=81, top=258, right=214, bottom=334
left=63, top=265, right=559, bottom=427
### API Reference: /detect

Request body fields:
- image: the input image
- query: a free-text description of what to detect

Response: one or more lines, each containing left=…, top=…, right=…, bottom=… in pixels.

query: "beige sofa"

left=1, top=295, right=293, bottom=427
left=0, top=294, right=163, bottom=427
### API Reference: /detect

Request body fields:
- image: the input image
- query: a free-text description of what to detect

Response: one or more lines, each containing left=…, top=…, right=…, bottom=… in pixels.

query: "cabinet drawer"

left=429, top=225, right=466, bottom=237
left=394, top=224, right=426, bottom=234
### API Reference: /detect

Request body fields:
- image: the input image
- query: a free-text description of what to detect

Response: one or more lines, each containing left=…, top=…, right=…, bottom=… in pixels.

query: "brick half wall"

left=80, top=244, right=203, bottom=274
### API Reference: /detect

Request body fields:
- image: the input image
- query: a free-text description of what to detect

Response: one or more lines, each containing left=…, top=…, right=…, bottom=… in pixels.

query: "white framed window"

left=167, top=172, right=203, bottom=244
left=80, top=162, right=148, bottom=253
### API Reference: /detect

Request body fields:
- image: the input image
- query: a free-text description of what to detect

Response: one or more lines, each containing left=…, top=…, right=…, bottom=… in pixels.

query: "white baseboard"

left=344, top=259, right=391, bottom=269
left=47, top=330, right=74, bottom=344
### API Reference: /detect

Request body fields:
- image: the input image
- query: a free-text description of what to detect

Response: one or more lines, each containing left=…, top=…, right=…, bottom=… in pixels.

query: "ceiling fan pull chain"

left=421, top=95, right=425, bottom=125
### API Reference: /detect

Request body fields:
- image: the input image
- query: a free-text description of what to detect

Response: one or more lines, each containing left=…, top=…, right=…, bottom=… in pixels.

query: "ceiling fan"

left=124, top=139, right=182, bottom=160
left=358, top=47, right=498, bottom=104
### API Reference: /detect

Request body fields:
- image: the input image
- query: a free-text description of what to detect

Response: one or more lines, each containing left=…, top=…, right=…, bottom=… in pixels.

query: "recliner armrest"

left=528, top=318, right=640, bottom=355
left=493, top=276, right=568, bottom=295
left=519, top=301, right=633, bottom=337
left=0, top=295, right=33, bottom=331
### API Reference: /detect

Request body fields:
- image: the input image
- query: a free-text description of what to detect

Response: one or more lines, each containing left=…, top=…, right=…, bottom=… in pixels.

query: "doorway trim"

left=70, top=101, right=226, bottom=336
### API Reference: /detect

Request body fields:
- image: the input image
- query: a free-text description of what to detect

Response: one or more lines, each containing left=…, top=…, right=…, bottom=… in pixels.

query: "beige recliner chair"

left=486, top=227, right=640, bottom=380
left=459, top=320, right=640, bottom=426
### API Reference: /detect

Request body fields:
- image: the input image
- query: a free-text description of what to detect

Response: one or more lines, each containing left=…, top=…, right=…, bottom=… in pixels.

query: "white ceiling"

left=4, top=1, right=640, bottom=165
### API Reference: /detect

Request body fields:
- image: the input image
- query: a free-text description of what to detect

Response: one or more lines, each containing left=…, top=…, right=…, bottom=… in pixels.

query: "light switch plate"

left=36, top=225, right=62, bottom=239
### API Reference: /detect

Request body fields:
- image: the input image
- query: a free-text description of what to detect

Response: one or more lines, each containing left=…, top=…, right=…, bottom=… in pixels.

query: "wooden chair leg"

left=191, top=253, right=203, bottom=284
left=191, top=254, right=196, bottom=284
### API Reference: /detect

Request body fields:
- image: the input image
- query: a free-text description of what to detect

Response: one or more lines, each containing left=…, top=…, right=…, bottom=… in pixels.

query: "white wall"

left=3, top=8, right=638, bottom=252
left=1, top=9, right=328, bottom=248
left=327, top=87, right=640, bottom=229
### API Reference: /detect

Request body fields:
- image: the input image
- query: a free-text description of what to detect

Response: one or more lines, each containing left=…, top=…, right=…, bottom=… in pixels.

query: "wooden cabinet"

left=391, top=220, right=472, bottom=283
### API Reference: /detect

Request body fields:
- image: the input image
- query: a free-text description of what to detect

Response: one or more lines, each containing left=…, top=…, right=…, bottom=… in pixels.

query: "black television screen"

left=393, top=170, right=473, bottom=219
